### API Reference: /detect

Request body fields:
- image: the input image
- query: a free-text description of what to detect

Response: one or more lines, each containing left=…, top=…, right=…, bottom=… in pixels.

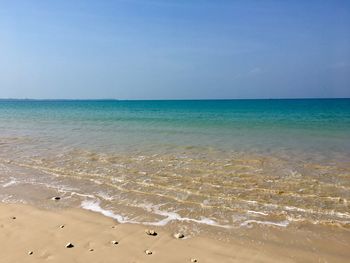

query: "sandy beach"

left=0, top=203, right=272, bottom=263
left=1, top=202, right=349, bottom=263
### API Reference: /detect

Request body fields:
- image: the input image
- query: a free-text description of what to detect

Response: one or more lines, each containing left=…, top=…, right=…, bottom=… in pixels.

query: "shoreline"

left=1, top=203, right=349, bottom=262
left=0, top=203, right=267, bottom=263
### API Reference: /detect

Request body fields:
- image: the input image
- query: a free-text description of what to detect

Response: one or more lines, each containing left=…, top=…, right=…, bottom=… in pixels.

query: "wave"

left=81, top=199, right=231, bottom=228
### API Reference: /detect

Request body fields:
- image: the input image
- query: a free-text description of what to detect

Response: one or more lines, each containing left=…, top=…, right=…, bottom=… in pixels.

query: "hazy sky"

left=0, top=0, right=349, bottom=99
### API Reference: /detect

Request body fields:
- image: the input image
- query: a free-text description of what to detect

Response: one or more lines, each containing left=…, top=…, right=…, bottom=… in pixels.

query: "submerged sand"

left=1, top=203, right=349, bottom=263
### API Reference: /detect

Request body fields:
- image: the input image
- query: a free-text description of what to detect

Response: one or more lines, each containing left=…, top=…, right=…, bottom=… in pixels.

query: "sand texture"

left=1, top=203, right=349, bottom=262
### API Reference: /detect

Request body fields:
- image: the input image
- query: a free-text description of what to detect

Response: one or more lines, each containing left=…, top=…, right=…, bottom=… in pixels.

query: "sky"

left=0, top=0, right=349, bottom=99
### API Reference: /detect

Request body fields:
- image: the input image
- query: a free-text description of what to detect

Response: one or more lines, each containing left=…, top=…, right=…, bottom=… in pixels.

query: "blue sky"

left=0, top=0, right=349, bottom=99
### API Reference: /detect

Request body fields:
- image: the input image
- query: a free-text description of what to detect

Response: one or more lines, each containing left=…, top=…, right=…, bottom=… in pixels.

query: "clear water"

left=0, top=99, right=349, bottom=237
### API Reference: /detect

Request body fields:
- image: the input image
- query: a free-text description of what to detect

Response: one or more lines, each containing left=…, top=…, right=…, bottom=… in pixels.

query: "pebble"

left=89, top=248, right=94, bottom=252
left=190, top=259, right=198, bottom=263
left=145, top=229, right=157, bottom=236
left=52, top=196, right=61, bottom=201
left=145, top=249, right=153, bottom=255
left=59, top=225, right=65, bottom=228
left=174, top=233, right=185, bottom=239
left=28, top=251, right=33, bottom=255
left=11, top=216, right=16, bottom=220
left=111, top=240, right=118, bottom=245
left=65, top=242, right=74, bottom=248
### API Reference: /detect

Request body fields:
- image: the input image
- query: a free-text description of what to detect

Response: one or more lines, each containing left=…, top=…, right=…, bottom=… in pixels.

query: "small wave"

left=81, top=199, right=231, bottom=228
left=2, top=178, right=18, bottom=188
left=81, top=200, right=132, bottom=223
left=247, top=210, right=268, bottom=216
left=241, top=219, right=289, bottom=227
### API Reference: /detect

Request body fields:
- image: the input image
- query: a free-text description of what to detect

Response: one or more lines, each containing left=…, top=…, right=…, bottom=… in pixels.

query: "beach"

left=1, top=99, right=350, bottom=262
left=1, top=203, right=349, bottom=263
left=0, top=203, right=271, bottom=263
left=2, top=0, right=350, bottom=261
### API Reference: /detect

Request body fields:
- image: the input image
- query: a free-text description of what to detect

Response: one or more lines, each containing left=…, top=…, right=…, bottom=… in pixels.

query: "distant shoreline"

left=0, top=98, right=349, bottom=102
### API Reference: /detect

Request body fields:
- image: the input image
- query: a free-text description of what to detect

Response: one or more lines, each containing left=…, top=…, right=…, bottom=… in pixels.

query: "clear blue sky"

left=0, top=0, right=349, bottom=99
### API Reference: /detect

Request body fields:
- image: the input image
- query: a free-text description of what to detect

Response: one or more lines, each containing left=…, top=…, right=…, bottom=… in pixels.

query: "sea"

left=0, top=99, right=349, bottom=240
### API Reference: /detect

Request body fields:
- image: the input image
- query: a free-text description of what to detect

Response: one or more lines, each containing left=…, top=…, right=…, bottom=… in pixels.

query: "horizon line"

left=0, top=97, right=349, bottom=101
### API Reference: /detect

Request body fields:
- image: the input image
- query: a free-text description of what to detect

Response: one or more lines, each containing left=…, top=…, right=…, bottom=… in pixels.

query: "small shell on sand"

left=145, top=229, right=157, bottom=236
left=145, top=249, right=153, bottom=255
left=52, top=196, right=61, bottom=201
left=174, top=233, right=185, bottom=239
left=28, top=251, right=33, bottom=255
left=191, top=258, right=198, bottom=262
left=111, top=240, right=118, bottom=245
left=65, top=242, right=74, bottom=248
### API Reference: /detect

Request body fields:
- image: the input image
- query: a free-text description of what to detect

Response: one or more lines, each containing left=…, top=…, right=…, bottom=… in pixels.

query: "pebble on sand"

left=191, top=258, right=198, bottom=262
left=11, top=216, right=16, bottom=220
left=145, top=249, right=153, bottom=255
left=28, top=251, right=33, bottom=255
left=65, top=242, right=74, bottom=248
left=52, top=196, right=61, bottom=201
left=111, top=240, right=118, bottom=245
left=174, top=233, right=185, bottom=239
left=145, top=229, right=157, bottom=236
left=59, top=225, right=65, bottom=228
left=89, top=248, right=94, bottom=252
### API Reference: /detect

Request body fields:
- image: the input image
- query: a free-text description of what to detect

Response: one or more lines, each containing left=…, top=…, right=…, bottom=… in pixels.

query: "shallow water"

left=0, top=99, right=349, bottom=240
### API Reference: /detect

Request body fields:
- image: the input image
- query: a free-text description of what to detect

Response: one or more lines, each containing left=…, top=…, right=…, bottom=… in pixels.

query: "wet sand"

left=1, top=203, right=349, bottom=263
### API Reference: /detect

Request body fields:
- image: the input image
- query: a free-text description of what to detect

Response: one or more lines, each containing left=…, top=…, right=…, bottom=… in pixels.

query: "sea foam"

left=81, top=199, right=231, bottom=228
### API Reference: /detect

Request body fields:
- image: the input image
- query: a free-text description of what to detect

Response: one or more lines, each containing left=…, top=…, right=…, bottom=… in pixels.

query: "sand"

left=0, top=203, right=349, bottom=263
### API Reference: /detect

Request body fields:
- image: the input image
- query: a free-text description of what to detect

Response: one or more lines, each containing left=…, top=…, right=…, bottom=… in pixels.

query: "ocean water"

left=0, top=99, right=350, bottom=237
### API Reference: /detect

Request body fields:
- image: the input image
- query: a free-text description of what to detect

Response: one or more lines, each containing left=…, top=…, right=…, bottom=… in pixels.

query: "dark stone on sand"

left=174, top=233, right=184, bottom=239
left=11, top=216, right=16, bottom=220
left=66, top=242, right=74, bottom=248
left=52, top=196, right=61, bottom=201
left=28, top=251, right=33, bottom=255
left=111, top=240, right=118, bottom=245
left=145, top=249, right=153, bottom=255
left=60, top=225, right=65, bottom=228
left=145, top=229, right=157, bottom=236
left=190, top=259, right=198, bottom=262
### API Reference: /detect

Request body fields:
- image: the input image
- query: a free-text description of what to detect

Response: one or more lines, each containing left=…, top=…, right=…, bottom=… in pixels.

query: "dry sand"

left=0, top=203, right=349, bottom=263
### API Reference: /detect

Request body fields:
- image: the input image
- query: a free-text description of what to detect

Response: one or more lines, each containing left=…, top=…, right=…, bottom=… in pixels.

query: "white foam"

left=96, top=192, right=114, bottom=201
left=81, top=200, right=132, bottom=223
left=240, top=219, right=289, bottom=227
left=81, top=200, right=231, bottom=228
left=247, top=210, right=269, bottom=216
left=2, top=178, right=18, bottom=188
left=69, top=192, right=95, bottom=199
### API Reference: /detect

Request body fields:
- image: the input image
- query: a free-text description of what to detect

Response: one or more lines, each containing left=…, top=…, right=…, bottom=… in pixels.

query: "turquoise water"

left=0, top=99, right=350, bottom=235
left=1, top=99, right=349, bottom=154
